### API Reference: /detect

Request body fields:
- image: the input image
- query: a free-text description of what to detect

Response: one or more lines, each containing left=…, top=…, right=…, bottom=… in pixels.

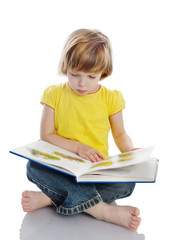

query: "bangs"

left=67, top=43, right=108, bottom=74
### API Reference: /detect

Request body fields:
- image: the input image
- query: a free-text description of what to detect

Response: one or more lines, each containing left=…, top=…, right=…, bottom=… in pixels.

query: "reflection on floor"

left=20, top=207, right=145, bottom=240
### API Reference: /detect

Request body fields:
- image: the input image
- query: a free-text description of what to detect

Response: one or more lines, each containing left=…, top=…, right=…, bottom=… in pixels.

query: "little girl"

left=22, top=29, right=141, bottom=231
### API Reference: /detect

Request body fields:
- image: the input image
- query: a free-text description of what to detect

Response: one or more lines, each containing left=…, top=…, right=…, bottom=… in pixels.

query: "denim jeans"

left=27, top=161, right=135, bottom=215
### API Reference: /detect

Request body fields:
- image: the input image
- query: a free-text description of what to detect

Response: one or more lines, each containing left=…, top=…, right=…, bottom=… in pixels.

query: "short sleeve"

left=40, top=85, right=58, bottom=109
left=108, top=90, right=125, bottom=116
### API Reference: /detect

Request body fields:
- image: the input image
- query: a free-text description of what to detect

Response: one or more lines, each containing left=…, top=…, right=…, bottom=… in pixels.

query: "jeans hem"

left=56, top=195, right=103, bottom=215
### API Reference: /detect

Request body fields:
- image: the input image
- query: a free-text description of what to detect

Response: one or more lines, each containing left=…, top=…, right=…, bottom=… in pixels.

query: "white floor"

left=1, top=150, right=170, bottom=240
left=20, top=207, right=145, bottom=240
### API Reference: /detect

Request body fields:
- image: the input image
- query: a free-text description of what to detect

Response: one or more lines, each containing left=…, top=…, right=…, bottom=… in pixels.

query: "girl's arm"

left=40, top=104, right=78, bottom=152
left=40, top=104, right=104, bottom=162
left=109, top=111, right=135, bottom=153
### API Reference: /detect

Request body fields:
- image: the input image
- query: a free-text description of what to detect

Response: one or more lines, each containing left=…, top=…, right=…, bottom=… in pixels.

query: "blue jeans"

left=27, top=161, right=135, bottom=215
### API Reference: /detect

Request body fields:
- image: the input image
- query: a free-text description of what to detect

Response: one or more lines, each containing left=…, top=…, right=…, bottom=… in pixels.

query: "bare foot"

left=84, top=202, right=141, bottom=231
left=21, top=190, right=53, bottom=212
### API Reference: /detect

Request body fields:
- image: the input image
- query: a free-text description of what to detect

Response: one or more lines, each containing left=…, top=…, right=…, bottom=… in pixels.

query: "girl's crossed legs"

left=22, top=161, right=141, bottom=231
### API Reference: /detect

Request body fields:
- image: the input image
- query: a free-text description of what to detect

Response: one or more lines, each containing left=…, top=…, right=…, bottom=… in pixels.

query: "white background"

left=1, top=0, right=170, bottom=239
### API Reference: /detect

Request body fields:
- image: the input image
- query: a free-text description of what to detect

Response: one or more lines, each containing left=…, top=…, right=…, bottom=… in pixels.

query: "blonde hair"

left=58, top=29, right=113, bottom=80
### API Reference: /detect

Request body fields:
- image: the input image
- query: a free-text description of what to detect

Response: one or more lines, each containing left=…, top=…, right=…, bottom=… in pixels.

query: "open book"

left=9, top=140, right=158, bottom=183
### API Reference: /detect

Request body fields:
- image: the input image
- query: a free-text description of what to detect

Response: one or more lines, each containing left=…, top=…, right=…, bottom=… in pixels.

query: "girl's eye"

left=88, top=75, right=96, bottom=79
left=71, top=73, right=78, bottom=77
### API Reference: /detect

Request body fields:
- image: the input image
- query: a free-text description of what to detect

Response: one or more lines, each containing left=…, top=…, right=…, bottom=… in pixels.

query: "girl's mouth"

left=77, top=90, right=87, bottom=94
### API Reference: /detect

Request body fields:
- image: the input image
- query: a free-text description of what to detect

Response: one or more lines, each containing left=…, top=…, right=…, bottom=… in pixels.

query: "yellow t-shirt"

left=41, top=82, right=125, bottom=157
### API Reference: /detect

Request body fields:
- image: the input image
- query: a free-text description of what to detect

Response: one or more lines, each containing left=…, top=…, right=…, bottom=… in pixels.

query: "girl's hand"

left=76, top=142, right=105, bottom=162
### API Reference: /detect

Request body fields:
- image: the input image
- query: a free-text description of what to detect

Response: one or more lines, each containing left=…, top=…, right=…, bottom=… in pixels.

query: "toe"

left=130, top=207, right=140, bottom=217
left=132, top=216, right=141, bottom=222
left=129, top=224, right=138, bottom=231
left=22, top=190, right=30, bottom=198
left=129, top=217, right=141, bottom=231
left=131, top=219, right=141, bottom=226
left=22, top=198, right=30, bottom=204
left=23, top=206, right=31, bottom=212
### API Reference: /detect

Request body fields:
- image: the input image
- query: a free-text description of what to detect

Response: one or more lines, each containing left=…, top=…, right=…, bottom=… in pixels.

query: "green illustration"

left=118, top=157, right=133, bottom=162
left=28, top=148, right=85, bottom=163
left=118, top=152, right=133, bottom=158
left=90, top=161, right=113, bottom=169
left=105, top=152, right=134, bottom=162
left=29, top=148, right=60, bottom=160
left=54, top=151, right=85, bottom=163
left=104, top=156, right=112, bottom=160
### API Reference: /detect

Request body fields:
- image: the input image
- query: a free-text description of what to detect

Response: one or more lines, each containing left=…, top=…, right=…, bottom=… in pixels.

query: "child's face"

left=67, top=69, right=102, bottom=95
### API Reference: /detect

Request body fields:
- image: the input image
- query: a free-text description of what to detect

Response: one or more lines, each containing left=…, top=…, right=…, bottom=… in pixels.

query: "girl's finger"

left=96, top=152, right=105, bottom=160
left=86, top=153, right=97, bottom=162
left=93, top=153, right=102, bottom=162
left=80, top=153, right=91, bottom=161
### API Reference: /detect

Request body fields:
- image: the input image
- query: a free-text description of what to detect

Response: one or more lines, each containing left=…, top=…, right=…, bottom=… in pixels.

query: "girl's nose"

left=78, top=77, right=87, bottom=87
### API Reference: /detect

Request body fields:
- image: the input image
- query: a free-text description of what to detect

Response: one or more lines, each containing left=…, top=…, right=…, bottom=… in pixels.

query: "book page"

left=10, top=140, right=91, bottom=176
left=84, top=146, right=154, bottom=174
left=77, top=158, right=158, bottom=182
left=88, top=158, right=157, bottom=178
